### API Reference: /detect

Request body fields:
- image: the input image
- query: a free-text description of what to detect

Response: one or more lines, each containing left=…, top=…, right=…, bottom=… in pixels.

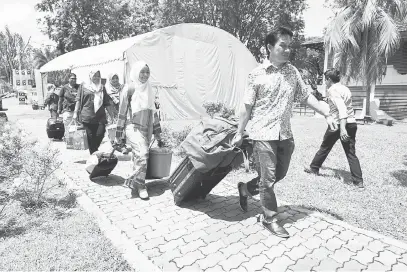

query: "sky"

left=0, top=0, right=334, bottom=49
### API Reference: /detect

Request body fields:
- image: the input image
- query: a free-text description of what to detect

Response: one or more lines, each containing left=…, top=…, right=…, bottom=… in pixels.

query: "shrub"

left=0, top=122, right=62, bottom=214
left=0, top=123, right=35, bottom=183
left=14, top=142, right=62, bottom=208
left=202, top=101, right=235, bottom=120
left=160, top=124, right=193, bottom=157
left=202, top=101, right=223, bottom=118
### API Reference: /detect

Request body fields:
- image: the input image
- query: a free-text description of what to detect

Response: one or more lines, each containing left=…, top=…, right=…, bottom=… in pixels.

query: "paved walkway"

left=59, top=145, right=407, bottom=272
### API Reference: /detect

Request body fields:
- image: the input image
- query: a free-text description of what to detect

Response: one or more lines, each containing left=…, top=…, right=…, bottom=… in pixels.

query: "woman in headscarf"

left=73, top=70, right=115, bottom=154
left=44, top=84, right=59, bottom=118
left=115, top=61, right=163, bottom=200
left=105, top=73, right=123, bottom=123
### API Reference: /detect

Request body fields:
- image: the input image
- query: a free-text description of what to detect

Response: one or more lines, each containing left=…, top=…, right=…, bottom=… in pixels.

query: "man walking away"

left=232, top=26, right=337, bottom=239
left=304, top=68, right=364, bottom=188
left=58, top=73, right=79, bottom=136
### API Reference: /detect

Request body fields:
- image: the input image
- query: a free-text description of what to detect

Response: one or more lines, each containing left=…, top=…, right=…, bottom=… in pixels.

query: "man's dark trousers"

left=310, top=123, right=363, bottom=183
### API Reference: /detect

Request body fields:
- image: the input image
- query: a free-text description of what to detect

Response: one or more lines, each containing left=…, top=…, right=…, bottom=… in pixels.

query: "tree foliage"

left=35, top=0, right=137, bottom=52
left=158, top=0, right=307, bottom=60
left=294, top=42, right=325, bottom=90
left=35, top=0, right=307, bottom=60
left=325, top=0, right=407, bottom=114
left=0, top=26, right=32, bottom=83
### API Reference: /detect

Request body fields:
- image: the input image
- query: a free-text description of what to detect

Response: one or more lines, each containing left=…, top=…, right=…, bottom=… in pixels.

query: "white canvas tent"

left=40, top=23, right=258, bottom=120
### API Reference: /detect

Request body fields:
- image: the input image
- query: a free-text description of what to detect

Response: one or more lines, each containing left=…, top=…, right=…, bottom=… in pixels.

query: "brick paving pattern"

left=59, top=146, right=407, bottom=272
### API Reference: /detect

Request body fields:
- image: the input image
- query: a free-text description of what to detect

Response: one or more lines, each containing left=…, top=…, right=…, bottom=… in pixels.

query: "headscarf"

left=105, top=73, right=122, bottom=104
left=86, top=70, right=104, bottom=112
left=129, top=61, right=155, bottom=113
left=47, top=84, right=56, bottom=94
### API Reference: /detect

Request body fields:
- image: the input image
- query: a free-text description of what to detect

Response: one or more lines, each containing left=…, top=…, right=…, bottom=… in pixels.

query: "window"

left=28, top=80, right=32, bottom=85
left=22, top=80, right=26, bottom=85
left=27, top=70, right=31, bottom=75
left=22, top=71, right=25, bottom=75
left=16, top=80, right=20, bottom=86
left=15, top=70, right=19, bottom=75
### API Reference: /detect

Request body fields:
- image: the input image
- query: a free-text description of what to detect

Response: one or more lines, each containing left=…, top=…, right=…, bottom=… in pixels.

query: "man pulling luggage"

left=232, top=26, right=337, bottom=238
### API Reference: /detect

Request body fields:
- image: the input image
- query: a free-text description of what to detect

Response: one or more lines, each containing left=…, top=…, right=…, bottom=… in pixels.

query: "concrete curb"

left=63, top=171, right=161, bottom=272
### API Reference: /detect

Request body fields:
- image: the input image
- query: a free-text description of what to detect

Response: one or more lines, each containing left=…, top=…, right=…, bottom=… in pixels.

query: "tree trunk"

left=365, top=85, right=371, bottom=116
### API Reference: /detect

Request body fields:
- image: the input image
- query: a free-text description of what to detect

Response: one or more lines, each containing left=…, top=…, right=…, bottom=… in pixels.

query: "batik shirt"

left=243, top=62, right=311, bottom=141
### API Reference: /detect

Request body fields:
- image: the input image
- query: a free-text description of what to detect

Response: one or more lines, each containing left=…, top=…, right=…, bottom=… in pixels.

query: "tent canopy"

left=40, top=23, right=258, bottom=120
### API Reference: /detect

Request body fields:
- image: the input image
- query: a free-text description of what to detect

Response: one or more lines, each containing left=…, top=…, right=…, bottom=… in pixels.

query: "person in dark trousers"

left=44, top=84, right=59, bottom=118
left=231, top=26, right=336, bottom=239
left=73, top=70, right=115, bottom=155
left=304, top=68, right=364, bottom=188
left=58, top=73, right=79, bottom=136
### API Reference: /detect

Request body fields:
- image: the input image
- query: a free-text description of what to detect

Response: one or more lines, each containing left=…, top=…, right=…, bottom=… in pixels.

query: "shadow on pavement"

left=74, top=160, right=87, bottom=164
left=391, top=170, right=407, bottom=187
left=321, top=166, right=351, bottom=182
left=181, top=196, right=317, bottom=227
left=290, top=204, right=344, bottom=221
left=180, top=194, right=262, bottom=222
left=128, top=179, right=170, bottom=199
left=91, top=174, right=126, bottom=186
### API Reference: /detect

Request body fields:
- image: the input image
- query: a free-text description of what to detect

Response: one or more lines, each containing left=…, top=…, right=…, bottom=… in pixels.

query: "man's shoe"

left=304, top=166, right=319, bottom=175
left=237, top=182, right=248, bottom=212
left=354, top=181, right=364, bottom=189
left=138, top=186, right=149, bottom=200
left=262, top=220, right=290, bottom=239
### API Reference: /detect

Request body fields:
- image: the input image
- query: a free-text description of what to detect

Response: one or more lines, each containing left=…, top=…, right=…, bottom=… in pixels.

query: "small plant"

left=202, top=101, right=235, bottom=120
left=202, top=101, right=223, bottom=118
left=0, top=123, right=63, bottom=215
left=160, top=125, right=193, bottom=156
left=16, top=142, right=62, bottom=208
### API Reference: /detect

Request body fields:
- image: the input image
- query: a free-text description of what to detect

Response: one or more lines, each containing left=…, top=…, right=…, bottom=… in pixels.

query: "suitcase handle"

left=109, top=143, right=122, bottom=158
left=223, top=144, right=250, bottom=173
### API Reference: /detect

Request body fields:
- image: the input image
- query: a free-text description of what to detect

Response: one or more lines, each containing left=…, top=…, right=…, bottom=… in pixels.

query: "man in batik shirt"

left=232, top=27, right=336, bottom=238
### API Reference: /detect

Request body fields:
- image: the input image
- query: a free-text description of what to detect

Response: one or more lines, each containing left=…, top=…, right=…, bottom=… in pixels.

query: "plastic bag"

left=66, top=120, right=89, bottom=150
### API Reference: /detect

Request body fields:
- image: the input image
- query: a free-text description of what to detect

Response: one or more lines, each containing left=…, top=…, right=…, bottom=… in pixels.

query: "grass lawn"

left=225, top=115, right=407, bottom=242
left=0, top=185, right=133, bottom=271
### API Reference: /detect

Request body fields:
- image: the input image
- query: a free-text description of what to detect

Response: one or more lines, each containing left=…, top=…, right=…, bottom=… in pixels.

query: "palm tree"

left=33, top=47, right=57, bottom=69
left=325, top=0, right=407, bottom=115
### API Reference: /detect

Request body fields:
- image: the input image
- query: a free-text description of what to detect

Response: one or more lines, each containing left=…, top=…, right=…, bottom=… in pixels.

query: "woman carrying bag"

left=44, top=84, right=59, bottom=118
left=73, top=70, right=115, bottom=155
left=115, top=61, right=163, bottom=200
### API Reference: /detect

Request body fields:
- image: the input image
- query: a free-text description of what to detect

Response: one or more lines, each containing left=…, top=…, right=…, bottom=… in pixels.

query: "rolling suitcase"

left=86, top=147, right=119, bottom=179
left=168, top=146, right=250, bottom=206
left=46, top=117, right=65, bottom=140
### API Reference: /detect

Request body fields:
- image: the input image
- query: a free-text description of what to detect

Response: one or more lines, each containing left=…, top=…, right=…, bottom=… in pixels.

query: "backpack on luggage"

left=86, top=146, right=119, bottom=179
left=46, top=117, right=65, bottom=140
left=168, top=145, right=250, bottom=206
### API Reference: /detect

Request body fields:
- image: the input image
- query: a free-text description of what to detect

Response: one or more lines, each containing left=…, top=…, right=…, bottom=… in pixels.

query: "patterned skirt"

left=123, top=124, right=151, bottom=189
